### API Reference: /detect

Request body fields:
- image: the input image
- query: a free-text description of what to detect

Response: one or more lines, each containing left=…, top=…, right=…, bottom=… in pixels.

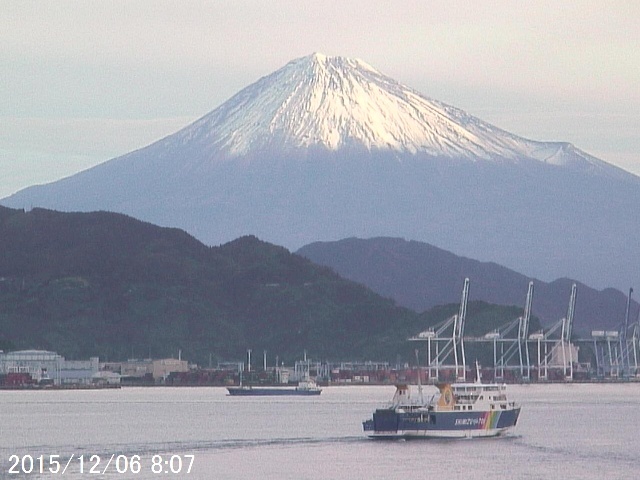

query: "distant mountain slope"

left=0, top=206, right=534, bottom=363
left=3, top=53, right=639, bottom=292
left=297, top=237, right=637, bottom=334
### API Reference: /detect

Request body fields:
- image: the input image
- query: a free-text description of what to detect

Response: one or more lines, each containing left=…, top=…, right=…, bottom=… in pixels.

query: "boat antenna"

left=415, top=349, right=424, bottom=404
left=475, top=360, right=482, bottom=383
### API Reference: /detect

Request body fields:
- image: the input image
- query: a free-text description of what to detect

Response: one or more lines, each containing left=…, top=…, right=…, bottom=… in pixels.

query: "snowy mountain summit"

left=176, top=52, right=609, bottom=172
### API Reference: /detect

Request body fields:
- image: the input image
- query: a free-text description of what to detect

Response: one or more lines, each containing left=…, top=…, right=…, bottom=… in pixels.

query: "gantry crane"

left=409, top=278, right=469, bottom=382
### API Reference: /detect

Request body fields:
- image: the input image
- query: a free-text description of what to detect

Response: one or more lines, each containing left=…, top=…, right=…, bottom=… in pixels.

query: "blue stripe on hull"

left=365, top=407, right=520, bottom=438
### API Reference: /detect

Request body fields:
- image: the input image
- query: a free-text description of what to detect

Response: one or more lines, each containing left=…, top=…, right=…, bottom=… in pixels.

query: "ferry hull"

left=363, top=407, right=521, bottom=439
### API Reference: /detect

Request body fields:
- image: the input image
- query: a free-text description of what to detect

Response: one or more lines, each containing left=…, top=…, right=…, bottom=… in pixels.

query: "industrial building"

left=0, top=350, right=108, bottom=386
left=101, top=357, right=189, bottom=383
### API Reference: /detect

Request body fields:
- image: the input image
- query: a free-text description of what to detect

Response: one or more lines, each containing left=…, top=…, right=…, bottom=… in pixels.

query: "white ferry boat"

left=363, top=366, right=521, bottom=439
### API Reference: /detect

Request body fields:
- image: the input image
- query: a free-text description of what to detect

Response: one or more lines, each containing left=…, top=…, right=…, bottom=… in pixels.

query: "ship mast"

left=415, top=349, right=424, bottom=404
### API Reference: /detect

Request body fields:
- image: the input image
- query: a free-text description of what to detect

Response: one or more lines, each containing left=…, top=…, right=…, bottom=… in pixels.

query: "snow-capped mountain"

left=172, top=53, right=617, bottom=173
left=2, top=53, right=639, bottom=293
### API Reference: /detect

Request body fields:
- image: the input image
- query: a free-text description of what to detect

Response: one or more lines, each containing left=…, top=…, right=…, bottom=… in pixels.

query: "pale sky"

left=1, top=0, right=639, bottom=198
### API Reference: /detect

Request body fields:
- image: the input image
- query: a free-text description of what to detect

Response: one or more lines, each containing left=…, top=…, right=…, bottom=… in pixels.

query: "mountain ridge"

left=297, top=237, right=638, bottom=335
left=0, top=205, right=418, bottom=362
left=0, top=205, right=542, bottom=364
left=2, top=53, right=639, bottom=292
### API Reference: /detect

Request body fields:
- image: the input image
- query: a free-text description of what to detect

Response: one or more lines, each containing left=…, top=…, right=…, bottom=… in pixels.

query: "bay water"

left=1, top=384, right=638, bottom=479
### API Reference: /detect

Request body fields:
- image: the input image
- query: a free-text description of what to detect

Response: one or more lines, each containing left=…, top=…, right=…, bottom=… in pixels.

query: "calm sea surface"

left=1, top=384, right=639, bottom=479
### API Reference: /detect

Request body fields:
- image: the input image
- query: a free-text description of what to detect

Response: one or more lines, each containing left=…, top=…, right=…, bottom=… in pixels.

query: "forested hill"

left=0, top=206, right=535, bottom=365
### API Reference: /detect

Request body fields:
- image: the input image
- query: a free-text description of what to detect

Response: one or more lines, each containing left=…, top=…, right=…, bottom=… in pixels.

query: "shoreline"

left=2, top=378, right=640, bottom=390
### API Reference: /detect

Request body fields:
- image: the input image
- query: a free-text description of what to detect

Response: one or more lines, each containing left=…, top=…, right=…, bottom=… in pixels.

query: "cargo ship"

left=227, top=376, right=322, bottom=396
left=363, top=366, right=520, bottom=438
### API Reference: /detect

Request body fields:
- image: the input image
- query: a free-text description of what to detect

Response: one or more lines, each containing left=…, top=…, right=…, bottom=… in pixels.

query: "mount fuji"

left=3, top=53, right=639, bottom=292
